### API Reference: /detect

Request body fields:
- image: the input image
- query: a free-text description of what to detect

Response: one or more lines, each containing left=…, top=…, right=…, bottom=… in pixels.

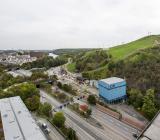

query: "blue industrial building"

left=98, top=77, right=126, bottom=103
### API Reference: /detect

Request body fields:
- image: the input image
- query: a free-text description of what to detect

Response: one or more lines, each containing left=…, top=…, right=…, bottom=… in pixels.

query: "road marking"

left=109, top=120, right=114, bottom=123
left=116, top=123, right=121, bottom=127
left=124, top=127, right=128, bottom=131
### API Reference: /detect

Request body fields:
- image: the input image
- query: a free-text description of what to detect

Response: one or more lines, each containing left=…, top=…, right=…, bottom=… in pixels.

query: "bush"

left=87, top=95, right=96, bottom=105
left=62, top=84, right=76, bottom=95
left=1, top=83, right=40, bottom=111
left=67, top=127, right=78, bottom=140
left=52, top=112, right=66, bottom=128
left=57, top=82, right=62, bottom=89
left=25, top=95, right=40, bottom=111
left=38, top=102, right=52, bottom=117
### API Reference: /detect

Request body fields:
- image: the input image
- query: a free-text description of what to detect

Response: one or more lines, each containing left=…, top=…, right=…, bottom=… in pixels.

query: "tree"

left=86, top=108, right=92, bottom=117
left=142, top=89, right=157, bottom=120
left=67, top=128, right=78, bottom=140
left=57, top=82, right=62, bottom=89
left=42, top=102, right=52, bottom=117
left=2, top=83, right=41, bottom=111
left=30, top=71, right=48, bottom=81
left=21, top=56, right=67, bottom=70
left=108, top=60, right=115, bottom=71
left=87, top=95, right=96, bottom=105
left=52, top=112, right=66, bottom=128
left=128, top=88, right=143, bottom=109
left=25, top=95, right=40, bottom=111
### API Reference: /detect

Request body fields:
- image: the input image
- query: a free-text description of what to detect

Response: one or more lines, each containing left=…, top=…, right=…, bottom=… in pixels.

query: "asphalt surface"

left=36, top=117, right=64, bottom=140
left=92, top=108, right=139, bottom=140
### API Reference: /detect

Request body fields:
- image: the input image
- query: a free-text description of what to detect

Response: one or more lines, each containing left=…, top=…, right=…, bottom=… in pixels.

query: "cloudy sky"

left=0, top=0, right=160, bottom=50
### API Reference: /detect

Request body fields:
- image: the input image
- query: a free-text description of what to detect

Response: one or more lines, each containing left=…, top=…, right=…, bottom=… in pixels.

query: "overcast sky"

left=0, top=0, right=160, bottom=50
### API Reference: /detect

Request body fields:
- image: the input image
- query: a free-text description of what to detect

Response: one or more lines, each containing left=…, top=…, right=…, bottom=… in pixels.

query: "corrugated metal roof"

left=0, top=96, right=47, bottom=140
left=100, top=77, right=125, bottom=84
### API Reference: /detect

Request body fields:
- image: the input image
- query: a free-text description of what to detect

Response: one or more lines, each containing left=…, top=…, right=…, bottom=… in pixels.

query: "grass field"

left=108, top=35, right=160, bottom=60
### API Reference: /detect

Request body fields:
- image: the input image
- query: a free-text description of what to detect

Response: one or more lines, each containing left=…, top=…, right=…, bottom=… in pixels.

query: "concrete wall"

left=96, top=104, right=146, bottom=130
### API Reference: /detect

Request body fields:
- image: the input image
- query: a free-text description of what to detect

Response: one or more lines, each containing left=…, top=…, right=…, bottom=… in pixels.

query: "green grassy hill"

left=67, top=35, right=160, bottom=78
left=108, top=35, right=160, bottom=60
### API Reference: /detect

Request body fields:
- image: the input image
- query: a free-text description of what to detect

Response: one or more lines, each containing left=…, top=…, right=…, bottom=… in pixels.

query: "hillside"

left=68, top=35, right=160, bottom=78
left=68, top=49, right=111, bottom=73
left=108, top=35, right=160, bottom=60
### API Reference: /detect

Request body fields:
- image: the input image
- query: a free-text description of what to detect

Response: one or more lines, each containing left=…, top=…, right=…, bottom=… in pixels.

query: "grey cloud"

left=0, top=0, right=160, bottom=50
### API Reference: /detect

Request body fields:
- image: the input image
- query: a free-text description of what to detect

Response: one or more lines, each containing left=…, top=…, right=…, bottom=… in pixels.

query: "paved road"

left=40, top=90, right=96, bottom=140
left=36, top=117, right=64, bottom=140
left=40, top=90, right=128, bottom=140
left=92, top=108, right=139, bottom=140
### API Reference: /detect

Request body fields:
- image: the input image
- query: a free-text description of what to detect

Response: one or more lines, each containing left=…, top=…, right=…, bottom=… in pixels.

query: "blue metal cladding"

left=98, top=80, right=126, bottom=102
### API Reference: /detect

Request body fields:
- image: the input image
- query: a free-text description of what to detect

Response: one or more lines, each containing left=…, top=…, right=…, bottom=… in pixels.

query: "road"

left=92, top=108, right=139, bottom=140
left=40, top=90, right=129, bottom=140
left=33, top=116, right=65, bottom=140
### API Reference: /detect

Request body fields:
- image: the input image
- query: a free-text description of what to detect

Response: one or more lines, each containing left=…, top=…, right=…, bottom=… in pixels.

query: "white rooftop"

left=0, top=96, right=47, bottom=140
left=100, top=77, right=125, bottom=84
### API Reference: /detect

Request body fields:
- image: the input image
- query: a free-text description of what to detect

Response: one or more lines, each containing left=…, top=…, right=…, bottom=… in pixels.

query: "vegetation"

left=0, top=73, right=26, bottom=90
left=87, top=95, right=97, bottom=105
left=38, top=102, right=52, bottom=117
left=66, top=128, right=78, bottom=140
left=30, top=71, right=48, bottom=81
left=108, top=35, right=160, bottom=60
left=70, top=35, right=160, bottom=79
left=57, top=82, right=77, bottom=96
left=52, top=48, right=94, bottom=55
left=142, top=89, right=158, bottom=120
left=40, top=83, right=52, bottom=93
left=61, top=84, right=77, bottom=95
left=74, top=49, right=111, bottom=72
left=21, top=56, right=67, bottom=69
left=25, top=95, right=40, bottom=111
left=51, top=91, right=70, bottom=103
left=128, top=89, right=143, bottom=109
left=0, top=64, right=5, bottom=75
left=64, top=35, right=160, bottom=119
left=109, top=46, right=160, bottom=119
left=0, top=83, right=40, bottom=111
left=67, top=63, right=76, bottom=73
left=69, top=103, right=92, bottom=118
left=52, top=112, right=66, bottom=128
left=51, top=111, right=78, bottom=140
